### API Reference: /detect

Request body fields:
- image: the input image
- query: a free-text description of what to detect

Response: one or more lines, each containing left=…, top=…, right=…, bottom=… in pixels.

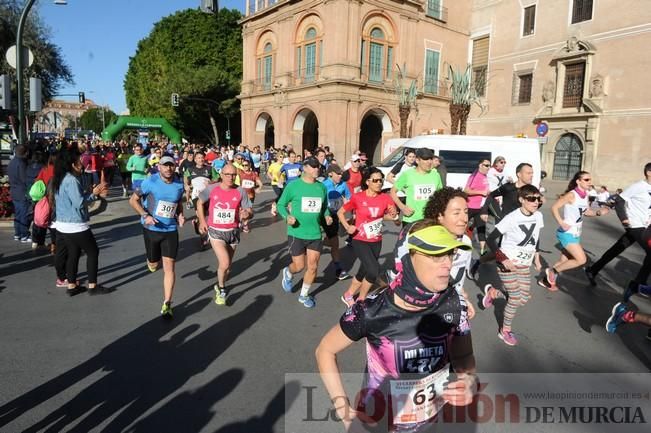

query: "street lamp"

left=16, top=0, right=67, bottom=145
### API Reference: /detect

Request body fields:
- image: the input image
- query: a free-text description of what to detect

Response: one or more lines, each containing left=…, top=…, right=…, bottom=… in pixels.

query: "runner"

left=237, top=159, right=263, bottom=232
left=606, top=299, right=651, bottom=342
left=196, top=163, right=253, bottom=306
left=538, top=171, right=609, bottom=290
left=585, top=162, right=651, bottom=299
left=279, top=150, right=302, bottom=186
left=321, top=164, right=352, bottom=280
left=481, top=185, right=544, bottom=346
left=343, top=154, right=363, bottom=194
left=126, top=144, right=148, bottom=192
left=386, top=148, right=416, bottom=185
left=184, top=151, right=213, bottom=248
left=390, top=148, right=443, bottom=226
left=277, top=156, right=333, bottom=308
left=129, top=156, right=185, bottom=319
left=267, top=153, right=285, bottom=216
left=464, top=158, right=491, bottom=254
left=116, top=143, right=132, bottom=197
left=316, top=224, right=477, bottom=432
left=338, top=167, right=397, bottom=306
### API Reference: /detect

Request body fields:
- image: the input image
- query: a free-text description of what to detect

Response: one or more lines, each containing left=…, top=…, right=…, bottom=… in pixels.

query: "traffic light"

left=171, top=93, right=180, bottom=107
left=78, top=91, right=85, bottom=104
left=0, top=74, right=10, bottom=110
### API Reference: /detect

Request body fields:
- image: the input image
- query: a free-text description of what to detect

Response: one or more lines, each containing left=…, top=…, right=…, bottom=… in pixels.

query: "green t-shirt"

left=116, top=152, right=131, bottom=172
left=277, top=177, right=330, bottom=240
left=394, top=167, right=443, bottom=223
left=126, top=155, right=148, bottom=180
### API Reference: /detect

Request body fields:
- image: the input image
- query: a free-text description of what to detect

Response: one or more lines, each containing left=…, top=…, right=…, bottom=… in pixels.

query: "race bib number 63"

left=390, top=365, right=449, bottom=425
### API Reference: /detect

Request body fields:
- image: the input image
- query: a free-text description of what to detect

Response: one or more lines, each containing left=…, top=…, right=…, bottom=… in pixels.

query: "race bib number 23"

left=301, top=197, right=322, bottom=213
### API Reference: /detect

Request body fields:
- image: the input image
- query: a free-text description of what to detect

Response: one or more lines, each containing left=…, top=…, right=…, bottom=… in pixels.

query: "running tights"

left=60, top=229, right=99, bottom=285
left=351, top=239, right=382, bottom=283
left=495, top=267, right=531, bottom=330
left=468, top=208, right=486, bottom=242
left=590, top=227, right=651, bottom=284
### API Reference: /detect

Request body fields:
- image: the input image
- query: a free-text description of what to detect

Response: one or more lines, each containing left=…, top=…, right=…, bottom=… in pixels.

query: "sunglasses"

left=498, top=160, right=506, bottom=164
left=242, top=164, right=250, bottom=167
left=481, top=164, right=491, bottom=167
left=581, top=178, right=591, bottom=182
left=236, top=157, right=243, bottom=160
left=524, top=196, right=543, bottom=203
left=369, top=178, right=384, bottom=183
left=221, top=173, right=237, bottom=177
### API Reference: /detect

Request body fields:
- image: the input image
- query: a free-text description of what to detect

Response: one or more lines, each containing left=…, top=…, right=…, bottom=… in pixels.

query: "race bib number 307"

left=301, top=197, right=322, bottom=213
left=390, top=365, right=449, bottom=425
left=414, top=184, right=436, bottom=201
left=155, top=200, right=177, bottom=219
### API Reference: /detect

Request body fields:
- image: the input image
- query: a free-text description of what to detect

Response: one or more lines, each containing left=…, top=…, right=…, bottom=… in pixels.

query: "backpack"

left=28, top=179, right=46, bottom=202
left=34, top=196, right=51, bottom=228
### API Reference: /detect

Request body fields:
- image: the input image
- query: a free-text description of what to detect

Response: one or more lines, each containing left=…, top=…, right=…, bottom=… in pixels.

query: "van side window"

left=439, top=150, right=492, bottom=174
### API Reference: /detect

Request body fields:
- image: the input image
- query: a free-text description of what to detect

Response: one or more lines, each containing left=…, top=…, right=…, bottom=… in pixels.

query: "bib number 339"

left=390, top=365, right=449, bottom=425
left=301, top=197, right=322, bottom=213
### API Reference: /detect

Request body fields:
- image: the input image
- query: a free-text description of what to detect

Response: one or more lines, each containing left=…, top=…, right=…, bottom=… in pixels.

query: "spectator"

left=8, top=145, right=31, bottom=242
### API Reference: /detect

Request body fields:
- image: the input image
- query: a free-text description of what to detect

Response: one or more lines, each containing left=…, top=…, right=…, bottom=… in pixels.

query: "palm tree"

left=447, top=64, right=484, bottom=135
left=392, top=64, right=418, bottom=138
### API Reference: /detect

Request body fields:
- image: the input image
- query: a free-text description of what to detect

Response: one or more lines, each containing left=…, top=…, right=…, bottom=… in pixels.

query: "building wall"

left=240, top=0, right=471, bottom=163
left=468, top=0, right=651, bottom=187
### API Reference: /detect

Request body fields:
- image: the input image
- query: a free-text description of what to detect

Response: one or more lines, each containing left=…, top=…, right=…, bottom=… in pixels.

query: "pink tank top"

left=207, top=186, right=244, bottom=230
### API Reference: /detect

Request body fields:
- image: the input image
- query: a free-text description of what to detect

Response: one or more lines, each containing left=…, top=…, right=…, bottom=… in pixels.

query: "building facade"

left=239, top=0, right=471, bottom=164
left=467, top=0, right=651, bottom=186
left=34, top=99, right=99, bottom=136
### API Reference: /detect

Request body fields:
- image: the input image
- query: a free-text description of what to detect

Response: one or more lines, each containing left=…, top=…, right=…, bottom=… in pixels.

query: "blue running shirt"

left=138, top=174, right=185, bottom=232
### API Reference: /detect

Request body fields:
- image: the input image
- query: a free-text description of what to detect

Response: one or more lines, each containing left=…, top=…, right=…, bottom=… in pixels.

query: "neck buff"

left=389, top=253, right=443, bottom=307
left=574, top=187, right=587, bottom=198
left=493, top=165, right=504, bottom=173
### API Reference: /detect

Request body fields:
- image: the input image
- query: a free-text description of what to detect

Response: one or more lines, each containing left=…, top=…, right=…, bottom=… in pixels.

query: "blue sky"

left=39, top=0, right=243, bottom=114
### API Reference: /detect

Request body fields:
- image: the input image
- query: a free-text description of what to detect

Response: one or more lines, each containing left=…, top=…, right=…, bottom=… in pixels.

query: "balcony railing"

left=422, top=79, right=449, bottom=97
left=253, top=78, right=273, bottom=92
left=425, top=0, right=448, bottom=23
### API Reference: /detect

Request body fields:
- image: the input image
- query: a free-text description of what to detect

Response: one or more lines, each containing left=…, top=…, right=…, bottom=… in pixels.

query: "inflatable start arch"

left=101, top=116, right=182, bottom=144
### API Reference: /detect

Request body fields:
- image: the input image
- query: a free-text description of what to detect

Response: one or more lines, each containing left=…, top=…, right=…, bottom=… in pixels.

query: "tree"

left=124, top=8, right=242, bottom=144
left=447, top=64, right=484, bottom=135
left=391, top=64, right=418, bottom=138
left=79, top=107, right=118, bottom=134
left=0, top=0, right=74, bottom=112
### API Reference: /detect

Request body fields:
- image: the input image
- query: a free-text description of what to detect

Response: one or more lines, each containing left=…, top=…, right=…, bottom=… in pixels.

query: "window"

left=256, top=41, right=273, bottom=91
left=563, top=62, right=585, bottom=108
left=571, top=0, right=593, bottom=24
left=297, top=27, right=321, bottom=83
left=471, top=36, right=489, bottom=97
left=361, top=26, right=393, bottom=83
left=523, top=5, right=536, bottom=36
left=427, top=0, right=442, bottom=20
left=439, top=150, right=492, bottom=174
left=512, top=73, right=533, bottom=104
left=424, top=49, right=440, bottom=94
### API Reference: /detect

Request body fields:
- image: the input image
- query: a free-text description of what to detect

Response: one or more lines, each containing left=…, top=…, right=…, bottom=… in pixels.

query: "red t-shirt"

left=238, top=170, right=259, bottom=197
left=342, top=191, right=395, bottom=242
left=346, top=169, right=363, bottom=194
left=36, top=165, right=55, bottom=185
left=204, top=151, right=217, bottom=163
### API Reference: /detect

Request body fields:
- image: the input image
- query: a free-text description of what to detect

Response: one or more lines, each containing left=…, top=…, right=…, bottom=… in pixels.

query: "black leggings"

left=352, top=239, right=382, bottom=283
left=468, top=208, right=486, bottom=242
left=59, top=229, right=99, bottom=285
left=53, top=229, right=69, bottom=281
left=591, top=227, right=651, bottom=284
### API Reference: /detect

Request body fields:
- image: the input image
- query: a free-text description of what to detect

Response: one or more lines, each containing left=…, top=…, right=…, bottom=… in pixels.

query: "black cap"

left=303, top=156, right=321, bottom=168
left=416, top=148, right=435, bottom=160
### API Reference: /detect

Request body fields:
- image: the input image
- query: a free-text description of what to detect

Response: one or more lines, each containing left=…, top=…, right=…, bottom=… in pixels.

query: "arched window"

left=361, top=26, right=393, bottom=83
left=256, top=40, right=274, bottom=91
left=296, top=26, right=322, bottom=83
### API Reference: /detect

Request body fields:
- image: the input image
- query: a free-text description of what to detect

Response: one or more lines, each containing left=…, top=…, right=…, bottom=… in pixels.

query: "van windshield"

left=379, top=147, right=414, bottom=167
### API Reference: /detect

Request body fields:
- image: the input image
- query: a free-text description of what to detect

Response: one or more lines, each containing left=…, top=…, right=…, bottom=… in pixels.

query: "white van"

left=378, top=135, right=541, bottom=191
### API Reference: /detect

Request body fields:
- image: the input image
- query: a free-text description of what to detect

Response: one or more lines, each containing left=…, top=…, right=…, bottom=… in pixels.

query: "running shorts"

left=288, top=235, right=322, bottom=256
left=556, top=229, right=580, bottom=248
left=208, top=227, right=240, bottom=246
left=143, top=227, right=179, bottom=262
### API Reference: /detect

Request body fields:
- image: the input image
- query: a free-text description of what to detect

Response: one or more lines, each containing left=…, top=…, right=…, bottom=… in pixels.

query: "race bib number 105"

left=414, top=184, right=436, bottom=201
left=390, top=365, right=449, bottom=426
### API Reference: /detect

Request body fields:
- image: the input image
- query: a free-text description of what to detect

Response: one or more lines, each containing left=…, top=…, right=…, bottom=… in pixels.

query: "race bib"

left=301, top=197, right=322, bottom=213
left=354, top=186, right=362, bottom=193
left=505, top=246, right=535, bottom=266
left=241, top=179, right=255, bottom=189
left=191, top=177, right=210, bottom=193
left=390, top=365, right=449, bottom=426
left=414, top=184, right=436, bottom=201
left=212, top=208, right=235, bottom=225
left=287, top=168, right=300, bottom=178
left=155, top=200, right=177, bottom=219
left=567, top=222, right=582, bottom=237
left=363, top=218, right=383, bottom=239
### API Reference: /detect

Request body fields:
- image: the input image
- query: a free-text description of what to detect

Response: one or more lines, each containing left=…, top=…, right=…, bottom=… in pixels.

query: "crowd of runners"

left=5, top=136, right=650, bottom=431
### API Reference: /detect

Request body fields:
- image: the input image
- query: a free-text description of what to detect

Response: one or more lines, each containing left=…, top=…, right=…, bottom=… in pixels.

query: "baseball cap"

left=416, top=148, right=435, bottom=160
left=326, top=164, right=343, bottom=175
left=351, top=154, right=361, bottom=162
left=303, top=156, right=321, bottom=168
left=159, top=156, right=176, bottom=166
left=408, top=226, right=471, bottom=256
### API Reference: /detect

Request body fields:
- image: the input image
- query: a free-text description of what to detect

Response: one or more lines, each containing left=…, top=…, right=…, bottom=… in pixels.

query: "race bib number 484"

left=301, top=197, right=322, bottom=213
left=155, top=200, right=177, bottom=219
left=213, top=208, right=235, bottom=225
left=390, top=365, right=449, bottom=425
left=414, top=184, right=436, bottom=201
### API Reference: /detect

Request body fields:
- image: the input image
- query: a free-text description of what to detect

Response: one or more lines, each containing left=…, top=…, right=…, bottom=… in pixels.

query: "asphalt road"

left=0, top=184, right=649, bottom=432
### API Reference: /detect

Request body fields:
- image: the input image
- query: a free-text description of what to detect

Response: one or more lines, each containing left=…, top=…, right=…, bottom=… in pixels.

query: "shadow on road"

left=0, top=291, right=273, bottom=432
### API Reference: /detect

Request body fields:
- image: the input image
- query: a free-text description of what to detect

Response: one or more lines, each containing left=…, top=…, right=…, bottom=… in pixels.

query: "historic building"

left=467, top=0, right=651, bottom=185
left=239, top=0, right=471, bottom=164
left=34, top=99, right=99, bottom=135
